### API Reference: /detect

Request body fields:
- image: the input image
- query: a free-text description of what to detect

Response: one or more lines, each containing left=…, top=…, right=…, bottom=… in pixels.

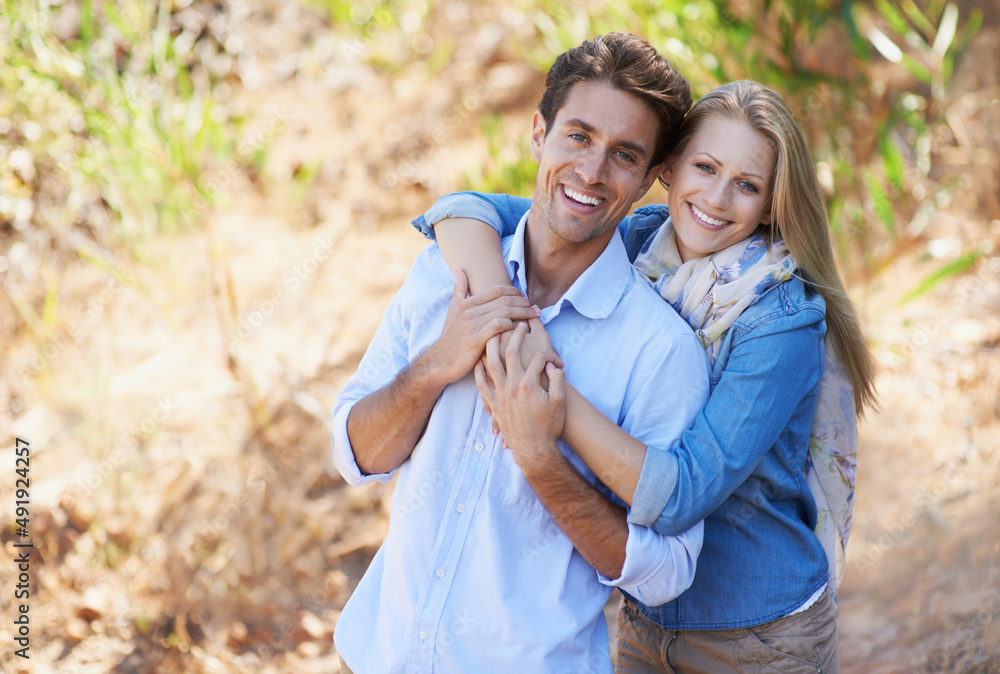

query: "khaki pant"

left=614, top=590, right=840, bottom=673
left=339, top=655, right=354, bottom=674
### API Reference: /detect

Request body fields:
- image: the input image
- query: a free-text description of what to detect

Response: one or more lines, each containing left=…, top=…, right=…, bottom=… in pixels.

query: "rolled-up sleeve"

left=627, top=449, right=680, bottom=528
left=598, top=520, right=702, bottom=606
left=629, top=304, right=827, bottom=536
left=331, top=398, right=397, bottom=485
left=411, top=192, right=531, bottom=240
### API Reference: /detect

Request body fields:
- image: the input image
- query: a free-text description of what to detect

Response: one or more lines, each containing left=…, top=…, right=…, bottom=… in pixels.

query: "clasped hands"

left=423, top=270, right=566, bottom=472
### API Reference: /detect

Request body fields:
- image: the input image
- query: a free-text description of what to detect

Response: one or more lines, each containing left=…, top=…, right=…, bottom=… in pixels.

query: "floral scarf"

left=634, top=217, right=856, bottom=600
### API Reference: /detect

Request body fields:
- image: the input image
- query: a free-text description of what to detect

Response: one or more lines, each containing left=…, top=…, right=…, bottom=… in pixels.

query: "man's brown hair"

left=538, top=32, right=692, bottom=168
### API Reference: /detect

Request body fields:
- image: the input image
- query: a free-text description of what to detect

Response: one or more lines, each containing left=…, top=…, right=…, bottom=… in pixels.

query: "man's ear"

left=659, top=154, right=678, bottom=186
left=530, top=111, right=546, bottom=162
left=635, top=161, right=666, bottom=200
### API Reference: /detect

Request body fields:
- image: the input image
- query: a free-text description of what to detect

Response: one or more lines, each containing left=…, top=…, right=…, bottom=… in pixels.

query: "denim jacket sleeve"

left=411, top=192, right=672, bottom=262
left=627, top=285, right=827, bottom=536
left=411, top=192, right=530, bottom=239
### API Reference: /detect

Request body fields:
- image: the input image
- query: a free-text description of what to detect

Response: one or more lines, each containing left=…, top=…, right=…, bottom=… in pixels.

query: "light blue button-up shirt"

left=332, top=213, right=709, bottom=673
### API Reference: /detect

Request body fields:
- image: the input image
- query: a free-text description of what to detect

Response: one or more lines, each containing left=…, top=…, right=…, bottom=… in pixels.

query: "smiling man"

left=332, top=33, right=708, bottom=673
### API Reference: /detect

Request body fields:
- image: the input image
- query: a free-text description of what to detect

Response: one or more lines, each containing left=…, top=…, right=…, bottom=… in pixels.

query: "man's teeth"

left=691, top=204, right=728, bottom=226
left=564, top=186, right=602, bottom=206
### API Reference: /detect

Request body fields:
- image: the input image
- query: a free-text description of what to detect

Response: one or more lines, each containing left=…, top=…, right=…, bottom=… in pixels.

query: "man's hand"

left=421, top=269, right=540, bottom=387
left=476, top=323, right=566, bottom=475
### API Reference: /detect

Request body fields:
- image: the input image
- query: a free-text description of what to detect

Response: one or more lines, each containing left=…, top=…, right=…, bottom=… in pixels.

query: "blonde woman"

left=412, top=80, right=876, bottom=672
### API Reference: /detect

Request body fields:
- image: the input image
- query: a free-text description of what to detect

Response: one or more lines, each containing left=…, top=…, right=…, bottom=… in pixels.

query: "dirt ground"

left=1, top=3, right=998, bottom=672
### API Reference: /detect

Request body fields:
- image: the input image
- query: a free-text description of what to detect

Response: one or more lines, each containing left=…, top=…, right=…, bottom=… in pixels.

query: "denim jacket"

left=413, top=192, right=829, bottom=630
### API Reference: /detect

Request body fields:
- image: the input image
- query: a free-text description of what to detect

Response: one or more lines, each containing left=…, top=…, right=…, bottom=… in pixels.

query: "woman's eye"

left=695, top=163, right=713, bottom=173
left=739, top=180, right=759, bottom=193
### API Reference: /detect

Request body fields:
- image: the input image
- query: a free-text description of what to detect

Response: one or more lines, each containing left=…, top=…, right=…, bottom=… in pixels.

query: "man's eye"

left=616, top=151, right=635, bottom=163
left=570, top=133, right=587, bottom=142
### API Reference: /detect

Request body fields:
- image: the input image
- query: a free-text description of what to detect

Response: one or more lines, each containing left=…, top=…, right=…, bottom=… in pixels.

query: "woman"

left=412, top=80, right=876, bottom=673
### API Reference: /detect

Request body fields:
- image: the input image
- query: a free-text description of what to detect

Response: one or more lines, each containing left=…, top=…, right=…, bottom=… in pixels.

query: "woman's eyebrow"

left=693, top=151, right=765, bottom=181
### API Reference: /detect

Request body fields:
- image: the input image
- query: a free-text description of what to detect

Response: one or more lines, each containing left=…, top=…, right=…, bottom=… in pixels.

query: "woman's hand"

left=476, top=323, right=566, bottom=475
left=497, top=317, right=564, bottom=372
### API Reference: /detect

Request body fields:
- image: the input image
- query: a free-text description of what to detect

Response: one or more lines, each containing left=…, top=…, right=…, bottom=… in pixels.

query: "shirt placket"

left=406, top=403, right=497, bottom=673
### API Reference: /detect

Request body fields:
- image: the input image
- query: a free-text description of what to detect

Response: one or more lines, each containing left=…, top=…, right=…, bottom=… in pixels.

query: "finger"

left=524, top=351, right=548, bottom=390
left=485, top=334, right=506, bottom=387
left=505, top=322, right=529, bottom=377
left=546, top=363, right=565, bottom=404
left=466, top=294, right=538, bottom=323
left=474, top=360, right=498, bottom=410
left=468, top=284, right=529, bottom=307
left=479, top=303, right=541, bottom=323
left=452, top=269, right=470, bottom=305
left=475, top=361, right=491, bottom=401
left=492, top=416, right=500, bottom=438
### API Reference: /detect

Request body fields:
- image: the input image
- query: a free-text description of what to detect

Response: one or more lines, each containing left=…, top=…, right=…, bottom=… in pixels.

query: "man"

left=332, top=33, right=709, bottom=673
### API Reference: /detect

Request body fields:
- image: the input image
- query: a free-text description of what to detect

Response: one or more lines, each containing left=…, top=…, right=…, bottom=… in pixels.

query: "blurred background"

left=0, top=0, right=997, bottom=671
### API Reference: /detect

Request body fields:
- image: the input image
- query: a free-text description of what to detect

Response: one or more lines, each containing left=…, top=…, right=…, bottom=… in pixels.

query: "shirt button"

left=418, top=630, right=428, bottom=640
left=435, top=568, right=445, bottom=578
left=456, top=504, right=466, bottom=513
left=474, top=442, right=484, bottom=452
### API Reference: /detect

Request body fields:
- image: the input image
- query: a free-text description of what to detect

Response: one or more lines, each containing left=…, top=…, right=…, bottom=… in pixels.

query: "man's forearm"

left=347, top=355, right=448, bottom=475
left=521, top=450, right=628, bottom=579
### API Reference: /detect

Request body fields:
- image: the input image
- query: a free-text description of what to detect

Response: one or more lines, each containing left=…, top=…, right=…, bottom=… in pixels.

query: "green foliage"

left=0, top=0, right=241, bottom=250
left=470, top=0, right=982, bottom=290
left=900, top=249, right=986, bottom=305
left=464, top=114, right=538, bottom=196
left=306, top=0, right=438, bottom=70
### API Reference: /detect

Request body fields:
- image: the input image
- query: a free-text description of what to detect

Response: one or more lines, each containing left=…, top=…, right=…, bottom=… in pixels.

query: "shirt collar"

left=502, top=210, right=633, bottom=321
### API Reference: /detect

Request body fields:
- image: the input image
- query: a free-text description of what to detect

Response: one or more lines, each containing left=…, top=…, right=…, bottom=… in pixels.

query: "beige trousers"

left=614, top=590, right=840, bottom=673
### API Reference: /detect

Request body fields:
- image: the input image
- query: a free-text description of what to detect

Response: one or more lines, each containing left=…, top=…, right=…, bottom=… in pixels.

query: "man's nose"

left=575, top=149, right=608, bottom=185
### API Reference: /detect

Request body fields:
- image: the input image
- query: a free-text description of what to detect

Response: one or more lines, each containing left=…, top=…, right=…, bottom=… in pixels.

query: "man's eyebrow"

left=694, top=152, right=766, bottom=181
left=564, top=118, right=651, bottom=159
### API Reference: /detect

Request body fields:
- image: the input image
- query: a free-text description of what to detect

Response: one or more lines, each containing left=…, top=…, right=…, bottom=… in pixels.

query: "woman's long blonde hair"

left=666, top=80, right=877, bottom=413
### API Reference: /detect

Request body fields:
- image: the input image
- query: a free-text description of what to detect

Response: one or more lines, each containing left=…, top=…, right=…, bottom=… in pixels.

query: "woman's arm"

left=411, top=192, right=530, bottom=292
left=549, top=305, right=827, bottom=538
left=562, top=384, right=646, bottom=503
left=434, top=218, right=512, bottom=294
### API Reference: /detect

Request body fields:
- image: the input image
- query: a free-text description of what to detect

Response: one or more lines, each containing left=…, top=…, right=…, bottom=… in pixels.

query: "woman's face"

left=663, top=116, right=777, bottom=262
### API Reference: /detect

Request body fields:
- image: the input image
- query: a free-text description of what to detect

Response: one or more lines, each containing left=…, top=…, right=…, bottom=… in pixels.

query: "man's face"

left=529, top=80, right=664, bottom=250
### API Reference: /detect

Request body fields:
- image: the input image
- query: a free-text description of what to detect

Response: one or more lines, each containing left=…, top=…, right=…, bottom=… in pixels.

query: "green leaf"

left=879, top=135, right=906, bottom=192
left=900, top=0, right=935, bottom=38
left=864, top=172, right=895, bottom=235
left=874, top=0, right=910, bottom=37
left=931, top=3, right=959, bottom=61
left=900, top=250, right=985, bottom=304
